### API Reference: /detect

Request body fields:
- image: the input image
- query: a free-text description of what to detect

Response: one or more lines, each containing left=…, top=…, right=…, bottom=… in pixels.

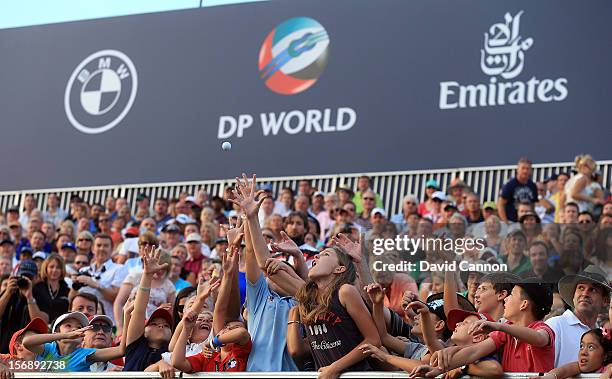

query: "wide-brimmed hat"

left=558, top=265, right=612, bottom=308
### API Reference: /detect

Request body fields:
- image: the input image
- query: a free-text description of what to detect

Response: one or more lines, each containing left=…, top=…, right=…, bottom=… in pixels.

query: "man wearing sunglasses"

left=84, top=315, right=121, bottom=371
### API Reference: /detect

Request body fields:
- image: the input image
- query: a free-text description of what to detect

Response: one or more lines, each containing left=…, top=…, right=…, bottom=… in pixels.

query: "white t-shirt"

left=79, top=259, right=128, bottom=325
left=161, top=342, right=204, bottom=364
left=545, top=309, right=592, bottom=367
left=124, top=272, right=176, bottom=318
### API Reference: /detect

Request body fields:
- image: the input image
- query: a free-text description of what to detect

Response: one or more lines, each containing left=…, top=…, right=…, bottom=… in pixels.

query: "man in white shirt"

left=71, top=233, right=128, bottom=325
left=545, top=265, right=611, bottom=367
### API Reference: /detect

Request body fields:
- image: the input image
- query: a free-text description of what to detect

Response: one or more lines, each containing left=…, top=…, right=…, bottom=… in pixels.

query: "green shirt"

left=353, top=191, right=384, bottom=214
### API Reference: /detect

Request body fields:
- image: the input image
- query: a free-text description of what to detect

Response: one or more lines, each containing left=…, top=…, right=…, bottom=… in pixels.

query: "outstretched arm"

left=90, top=300, right=134, bottom=362
left=23, top=326, right=93, bottom=355
left=213, top=246, right=240, bottom=334
left=468, top=320, right=551, bottom=348
left=126, top=246, right=168, bottom=346
left=365, top=283, right=407, bottom=355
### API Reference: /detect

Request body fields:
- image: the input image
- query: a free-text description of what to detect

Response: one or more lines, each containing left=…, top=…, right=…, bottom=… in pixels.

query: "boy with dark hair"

left=444, top=269, right=517, bottom=322
left=413, top=278, right=555, bottom=375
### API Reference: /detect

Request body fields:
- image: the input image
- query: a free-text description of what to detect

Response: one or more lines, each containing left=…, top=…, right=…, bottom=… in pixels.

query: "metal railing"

left=1, top=160, right=610, bottom=219
left=10, top=373, right=603, bottom=379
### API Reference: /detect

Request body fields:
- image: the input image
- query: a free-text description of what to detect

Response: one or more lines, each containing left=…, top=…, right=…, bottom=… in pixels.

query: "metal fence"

left=1, top=160, right=610, bottom=218
left=10, top=373, right=603, bottom=379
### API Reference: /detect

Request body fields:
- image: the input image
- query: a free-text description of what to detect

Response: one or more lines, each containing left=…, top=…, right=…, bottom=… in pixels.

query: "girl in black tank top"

left=296, top=246, right=380, bottom=378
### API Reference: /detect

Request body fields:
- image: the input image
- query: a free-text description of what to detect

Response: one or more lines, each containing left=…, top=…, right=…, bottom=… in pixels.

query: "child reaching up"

left=532, top=328, right=612, bottom=379
left=172, top=246, right=251, bottom=372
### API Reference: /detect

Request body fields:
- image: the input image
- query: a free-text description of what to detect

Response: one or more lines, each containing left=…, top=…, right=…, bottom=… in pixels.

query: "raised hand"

left=332, top=233, right=362, bottom=264
left=221, top=246, right=240, bottom=275
left=231, top=173, right=267, bottom=218
left=197, top=277, right=221, bottom=300
left=270, top=231, right=301, bottom=257
left=364, top=283, right=385, bottom=305
left=358, top=343, right=388, bottom=362
left=62, top=325, right=93, bottom=340
left=182, top=309, right=198, bottom=331
left=142, top=246, right=168, bottom=275
left=222, top=216, right=245, bottom=249
left=123, top=299, right=135, bottom=318
left=401, top=290, right=418, bottom=310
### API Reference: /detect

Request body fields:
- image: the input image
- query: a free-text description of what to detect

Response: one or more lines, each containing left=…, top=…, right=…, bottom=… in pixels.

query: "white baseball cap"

left=372, top=208, right=387, bottom=217
left=186, top=233, right=202, bottom=243
left=431, top=191, right=447, bottom=201
left=52, top=311, right=89, bottom=333
left=88, top=314, right=114, bottom=327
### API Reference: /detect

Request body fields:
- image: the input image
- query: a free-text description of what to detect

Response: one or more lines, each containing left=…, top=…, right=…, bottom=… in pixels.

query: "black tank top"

left=303, top=289, right=374, bottom=371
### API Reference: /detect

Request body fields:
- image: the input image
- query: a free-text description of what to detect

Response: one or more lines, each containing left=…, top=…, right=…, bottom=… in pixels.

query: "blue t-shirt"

left=174, top=277, right=192, bottom=292
left=37, top=342, right=96, bottom=372
left=500, top=178, right=538, bottom=222
left=238, top=271, right=246, bottom=306
left=246, top=273, right=297, bottom=371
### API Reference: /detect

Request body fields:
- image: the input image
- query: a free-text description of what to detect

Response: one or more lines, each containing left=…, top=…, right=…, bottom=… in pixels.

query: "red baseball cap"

left=9, top=318, right=48, bottom=357
left=145, top=307, right=173, bottom=327
left=447, top=309, right=494, bottom=331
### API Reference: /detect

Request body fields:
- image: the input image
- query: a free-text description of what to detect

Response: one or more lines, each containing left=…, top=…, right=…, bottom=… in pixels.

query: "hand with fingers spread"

left=123, top=299, right=135, bottom=317
left=222, top=218, right=245, bottom=249
left=401, top=290, right=419, bottom=318
left=409, top=364, right=442, bottom=378
left=197, top=277, right=221, bottom=301
left=466, top=319, right=498, bottom=336
left=265, top=257, right=289, bottom=276
left=221, top=247, right=240, bottom=276
left=364, top=283, right=385, bottom=305
left=231, top=173, right=267, bottom=218
left=142, top=246, right=169, bottom=276
left=332, top=233, right=363, bottom=264
left=358, top=343, right=388, bottom=362
left=270, top=231, right=301, bottom=257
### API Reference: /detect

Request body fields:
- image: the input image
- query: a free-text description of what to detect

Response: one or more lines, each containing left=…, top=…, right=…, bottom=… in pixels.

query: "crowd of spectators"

left=0, top=155, right=610, bottom=378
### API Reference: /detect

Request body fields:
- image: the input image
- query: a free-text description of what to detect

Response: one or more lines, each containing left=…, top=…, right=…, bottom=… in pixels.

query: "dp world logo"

left=258, top=17, right=329, bottom=95
left=65, top=50, right=138, bottom=134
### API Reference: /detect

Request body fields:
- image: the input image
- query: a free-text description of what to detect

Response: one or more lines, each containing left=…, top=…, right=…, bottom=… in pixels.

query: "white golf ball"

left=222, top=141, right=232, bottom=151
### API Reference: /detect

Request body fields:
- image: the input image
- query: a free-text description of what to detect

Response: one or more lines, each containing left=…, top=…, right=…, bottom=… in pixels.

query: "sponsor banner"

left=0, top=0, right=610, bottom=190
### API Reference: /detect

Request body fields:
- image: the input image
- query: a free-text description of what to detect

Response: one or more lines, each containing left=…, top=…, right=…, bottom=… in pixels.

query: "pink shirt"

left=489, top=321, right=555, bottom=372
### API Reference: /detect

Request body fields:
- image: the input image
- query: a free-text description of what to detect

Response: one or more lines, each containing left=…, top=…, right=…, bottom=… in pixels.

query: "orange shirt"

left=384, top=273, right=418, bottom=317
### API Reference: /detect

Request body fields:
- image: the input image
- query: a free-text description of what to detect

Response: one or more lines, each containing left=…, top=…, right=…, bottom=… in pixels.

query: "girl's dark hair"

left=581, top=329, right=612, bottom=368
left=173, top=286, right=196, bottom=330
left=593, top=227, right=612, bottom=263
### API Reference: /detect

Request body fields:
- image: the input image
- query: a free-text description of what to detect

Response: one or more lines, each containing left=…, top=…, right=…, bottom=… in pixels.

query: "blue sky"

left=0, top=0, right=267, bottom=29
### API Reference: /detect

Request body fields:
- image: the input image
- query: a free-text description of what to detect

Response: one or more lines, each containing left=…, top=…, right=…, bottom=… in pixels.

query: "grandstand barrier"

left=1, top=160, right=610, bottom=219
left=10, top=373, right=604, bottom=379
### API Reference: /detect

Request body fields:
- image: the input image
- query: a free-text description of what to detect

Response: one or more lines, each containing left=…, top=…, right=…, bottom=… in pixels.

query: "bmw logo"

left=64, top=50, right=138, bottom=134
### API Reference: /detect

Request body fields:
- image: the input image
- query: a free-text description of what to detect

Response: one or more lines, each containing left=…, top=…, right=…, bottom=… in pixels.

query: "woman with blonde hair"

left=32, top=253, right=70, bottom=323
left=199, top=222, right=217, bottom=250
left=565, top=154, right=605, bottom=213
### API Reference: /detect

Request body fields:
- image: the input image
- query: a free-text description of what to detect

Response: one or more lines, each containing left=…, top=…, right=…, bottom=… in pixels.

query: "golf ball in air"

left=222, top=141, right=232, bottom=151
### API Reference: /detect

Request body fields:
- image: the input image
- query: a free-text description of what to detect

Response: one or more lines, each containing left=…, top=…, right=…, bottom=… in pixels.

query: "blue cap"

left=17, top=260, right=38, bottom=279
left=260, top=183, right=273, bottom=192
left=426, top=179, right=440, bottom=189
left=61, top=242, right=77, bottom=251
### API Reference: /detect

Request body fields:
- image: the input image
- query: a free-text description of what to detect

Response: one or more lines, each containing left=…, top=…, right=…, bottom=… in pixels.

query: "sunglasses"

left=578, top=220, right=592, bottom=224
left=363, top=197, right=375, bottom=201
left=91, top=324, right=112, bottom=333
left=75, top=261, right=88, bottom=265
left=77, top=238, right=92, bottom=242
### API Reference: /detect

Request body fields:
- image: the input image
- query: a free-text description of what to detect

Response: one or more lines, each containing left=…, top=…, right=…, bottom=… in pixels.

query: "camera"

left=71, top=271, right=92, bottom=291
left=16, top=276, right=29, bottom=289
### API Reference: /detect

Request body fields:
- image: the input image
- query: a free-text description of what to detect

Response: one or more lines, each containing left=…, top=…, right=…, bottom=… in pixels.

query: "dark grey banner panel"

left=0, top=0, right=610, bottom=190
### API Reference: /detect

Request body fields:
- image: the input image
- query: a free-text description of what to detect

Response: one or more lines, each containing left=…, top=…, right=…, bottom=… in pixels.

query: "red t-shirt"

left=489, top=321, right=555, bottom=372
left=186, top=340, right=252, bottom=372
